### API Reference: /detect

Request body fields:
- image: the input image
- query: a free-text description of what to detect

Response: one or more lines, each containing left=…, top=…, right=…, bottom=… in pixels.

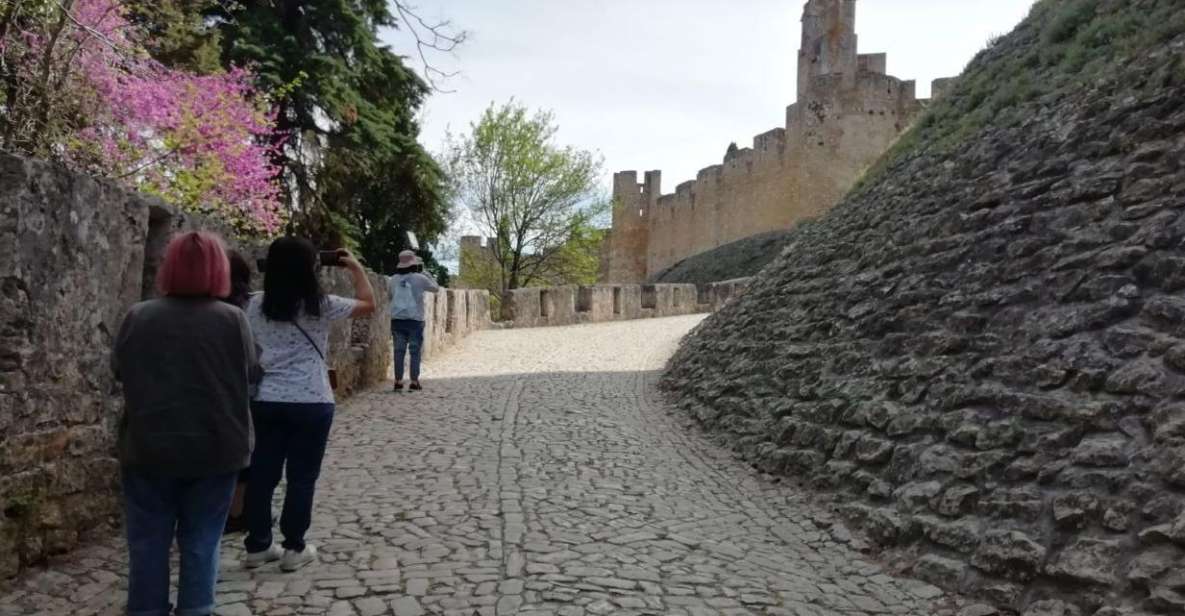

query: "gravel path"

left=0, top=315, right=945, bottom=616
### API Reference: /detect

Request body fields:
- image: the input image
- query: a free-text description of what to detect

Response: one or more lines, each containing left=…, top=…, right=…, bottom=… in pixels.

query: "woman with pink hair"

left=112, top=231, right=258, bottom=616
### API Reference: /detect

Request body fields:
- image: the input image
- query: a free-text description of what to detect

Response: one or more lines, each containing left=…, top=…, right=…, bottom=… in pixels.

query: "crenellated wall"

left=603, top=0, right=951, bottom=283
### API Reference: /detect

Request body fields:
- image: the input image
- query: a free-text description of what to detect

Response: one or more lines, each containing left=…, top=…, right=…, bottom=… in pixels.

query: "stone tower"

left=798, top=0, right=858, bottom=98
left=606, top=171, right=659, bottom=283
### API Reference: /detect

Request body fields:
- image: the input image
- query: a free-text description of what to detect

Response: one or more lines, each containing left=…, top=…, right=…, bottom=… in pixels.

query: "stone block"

left=971, top=530, right=1046, bottom=580
left=934, top=484, right=980, bottom=517
left=1023, top=600, right=1082, bottom=616
left=913, top=554, right=966, bottom=588
left=1045, top=538, right=1122, bottom=586
left=918, top=515, right=981, bottom=553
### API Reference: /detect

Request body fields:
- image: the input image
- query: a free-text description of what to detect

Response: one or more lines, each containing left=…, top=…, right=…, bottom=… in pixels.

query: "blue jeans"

left=392, top=319, right=425, bottom=381
left=122, top=469, right=236, bottom=616
left=244, top=401, right=334, bottom=554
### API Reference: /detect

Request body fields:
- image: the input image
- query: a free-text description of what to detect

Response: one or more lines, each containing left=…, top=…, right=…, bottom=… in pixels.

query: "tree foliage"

left=205, top=0, right=448, bottom=256
left=123, top=0, right=224, bottom=74
left=446, top=101, right=607, bottom=302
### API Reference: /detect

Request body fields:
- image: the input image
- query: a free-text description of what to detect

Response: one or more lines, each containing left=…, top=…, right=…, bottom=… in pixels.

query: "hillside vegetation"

left=648, top=231, right=794, bottom=285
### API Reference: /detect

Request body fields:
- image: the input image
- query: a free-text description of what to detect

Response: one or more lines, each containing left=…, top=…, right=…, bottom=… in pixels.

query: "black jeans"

left=244, top=401, right=334, bottom=553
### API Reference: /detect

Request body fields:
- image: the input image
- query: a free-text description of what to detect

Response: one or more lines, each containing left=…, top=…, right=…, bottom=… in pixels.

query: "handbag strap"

left=291, top=320, right=325, bottom=361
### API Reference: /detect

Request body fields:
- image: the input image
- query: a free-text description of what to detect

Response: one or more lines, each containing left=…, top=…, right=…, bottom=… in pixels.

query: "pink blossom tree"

left=0, top=0, right=285, bottom=235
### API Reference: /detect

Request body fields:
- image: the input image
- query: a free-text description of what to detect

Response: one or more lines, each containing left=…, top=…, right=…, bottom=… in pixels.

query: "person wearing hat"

left=389, top=250, right=440, bottom=391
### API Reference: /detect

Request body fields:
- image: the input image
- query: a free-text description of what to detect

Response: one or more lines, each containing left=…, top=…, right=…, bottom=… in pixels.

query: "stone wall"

left=662, top=3, right=1185, bottom=613
left=0, top=154, right=146, bottom=579
left=602, top=0, right=950, bottom=283
left=0, top=153, right=487, bottom=578
left=502, top=280, right=748, bottom=329
left=422, top=288, right=492, bottom=358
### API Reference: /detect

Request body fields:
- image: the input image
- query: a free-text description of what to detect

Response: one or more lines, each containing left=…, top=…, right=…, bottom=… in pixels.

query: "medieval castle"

left=601, top=0, right=953, bottom=283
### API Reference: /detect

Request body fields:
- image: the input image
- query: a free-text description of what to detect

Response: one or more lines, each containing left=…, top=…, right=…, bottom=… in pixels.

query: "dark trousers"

left=122, top=469, right=236, bottom=616
left=392, top=319, right=426, bottom=381
left=244, top=401, right=334, bottom=553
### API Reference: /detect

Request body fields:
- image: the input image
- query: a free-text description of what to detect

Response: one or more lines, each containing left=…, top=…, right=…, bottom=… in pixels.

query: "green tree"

left=200, top=0, right=449, bottom=258
left=445, top=101, right=607, bottom=308
left=124, top=0, right=224, bottom=74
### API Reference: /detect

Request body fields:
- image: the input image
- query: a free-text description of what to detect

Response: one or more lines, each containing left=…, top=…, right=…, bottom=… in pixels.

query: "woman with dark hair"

left=112, top=231, right=255, bottom=616
left=222, top=250, right=256, bottom=533
left=225, top=250, right=253, bottom=310
left=242, top=237, right=375, bottom=572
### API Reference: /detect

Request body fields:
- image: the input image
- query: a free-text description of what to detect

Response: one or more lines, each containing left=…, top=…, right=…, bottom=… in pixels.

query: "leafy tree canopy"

left=446, top=101, right=607, bottom=308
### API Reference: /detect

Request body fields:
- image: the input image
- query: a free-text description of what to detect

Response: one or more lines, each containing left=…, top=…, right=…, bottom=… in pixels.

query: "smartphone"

left=319, top=250, right=343, bottom=267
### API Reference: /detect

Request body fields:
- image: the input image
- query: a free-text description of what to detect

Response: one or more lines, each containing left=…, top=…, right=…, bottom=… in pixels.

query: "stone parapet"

left=502, top=280, right=750, bottom=329
left=422, top=288, right=492, bottom=359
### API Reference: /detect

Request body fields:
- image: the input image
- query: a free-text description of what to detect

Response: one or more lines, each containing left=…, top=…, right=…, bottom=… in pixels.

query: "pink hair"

left=156, top=231, right=232, bottom=298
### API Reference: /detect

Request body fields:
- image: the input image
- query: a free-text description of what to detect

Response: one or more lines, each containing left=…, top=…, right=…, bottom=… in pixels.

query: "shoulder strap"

left=291, top=319, right=325, bottom=361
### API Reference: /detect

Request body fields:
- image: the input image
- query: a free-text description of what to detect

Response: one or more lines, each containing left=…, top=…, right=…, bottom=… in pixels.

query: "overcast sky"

left=386, top=0, right=1037, bottom=197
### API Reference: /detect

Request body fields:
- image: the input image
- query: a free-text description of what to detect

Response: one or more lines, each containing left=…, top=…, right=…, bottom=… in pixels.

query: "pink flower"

left=15, top=0, right=286, bottom=235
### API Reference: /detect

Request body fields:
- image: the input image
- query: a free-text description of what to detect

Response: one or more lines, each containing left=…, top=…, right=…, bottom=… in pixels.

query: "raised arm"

left=339, top=250, right=376, bottom=317
left=421, top=271, right=440, bottom=293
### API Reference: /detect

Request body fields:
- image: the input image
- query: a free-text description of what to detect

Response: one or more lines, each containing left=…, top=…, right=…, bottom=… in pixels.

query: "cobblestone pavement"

left=1, top=315, right=947, bottom=616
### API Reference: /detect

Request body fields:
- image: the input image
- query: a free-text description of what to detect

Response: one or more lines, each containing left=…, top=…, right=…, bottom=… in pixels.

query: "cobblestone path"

left=1, top=315, right=947, bottom=616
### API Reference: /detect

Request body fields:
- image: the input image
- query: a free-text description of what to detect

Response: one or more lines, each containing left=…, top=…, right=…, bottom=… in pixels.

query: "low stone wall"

left=502, top=280, right=750, bottom=328
left=0, top=153, right=487, bottom=578
left=422, top=288, right=492, bottom=360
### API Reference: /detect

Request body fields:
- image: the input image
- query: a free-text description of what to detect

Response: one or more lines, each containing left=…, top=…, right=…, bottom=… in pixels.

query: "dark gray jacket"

left=113, top=297, right=257, bottom=478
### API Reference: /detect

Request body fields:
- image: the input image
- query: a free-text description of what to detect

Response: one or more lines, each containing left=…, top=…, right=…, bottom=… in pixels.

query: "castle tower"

left=604, top=171, right=658, bottom=283
left=457, top=235, right=495, bottom=289
left=797, top=0, right=859, bottom=98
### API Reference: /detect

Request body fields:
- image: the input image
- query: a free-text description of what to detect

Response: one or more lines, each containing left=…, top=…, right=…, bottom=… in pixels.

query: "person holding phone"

left=389, top=250, right=440, bottom=392
left=241, top=238, right=375, bottom=572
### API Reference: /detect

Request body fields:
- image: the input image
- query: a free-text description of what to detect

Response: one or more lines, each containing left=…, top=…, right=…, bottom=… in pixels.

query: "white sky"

left=386, top=0, right=1037, bottom=198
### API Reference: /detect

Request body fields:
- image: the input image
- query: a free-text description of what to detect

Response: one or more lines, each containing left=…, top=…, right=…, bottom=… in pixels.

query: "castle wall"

left=604, top=0, right=949, bottom=283
left=639, top=70, right=922, bottom=277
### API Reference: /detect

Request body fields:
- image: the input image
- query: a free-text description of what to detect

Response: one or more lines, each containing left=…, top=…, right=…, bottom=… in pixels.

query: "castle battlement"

left=603, top=0, right=952, bottom=283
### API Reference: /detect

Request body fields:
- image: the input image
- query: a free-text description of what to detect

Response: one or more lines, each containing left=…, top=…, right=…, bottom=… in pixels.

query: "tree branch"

left=391, top=1, right=467, bottom=93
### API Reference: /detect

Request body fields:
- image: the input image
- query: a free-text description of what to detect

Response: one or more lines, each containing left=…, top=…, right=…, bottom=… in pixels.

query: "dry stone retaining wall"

left=0, top=153, right=489, bottom=578
left=662, top=11, right=1185, bottom=616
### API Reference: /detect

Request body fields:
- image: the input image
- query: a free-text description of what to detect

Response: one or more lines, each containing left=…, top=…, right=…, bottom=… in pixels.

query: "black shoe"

left=409, top=382, right=422, bottom=392
left=393, top=381, right=404, bottom=392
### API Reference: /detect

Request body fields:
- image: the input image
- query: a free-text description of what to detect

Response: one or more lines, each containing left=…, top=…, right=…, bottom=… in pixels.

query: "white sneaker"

left=242, top=544, right=282, bottom=569
left=281, top=544, right=317, bottom=572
